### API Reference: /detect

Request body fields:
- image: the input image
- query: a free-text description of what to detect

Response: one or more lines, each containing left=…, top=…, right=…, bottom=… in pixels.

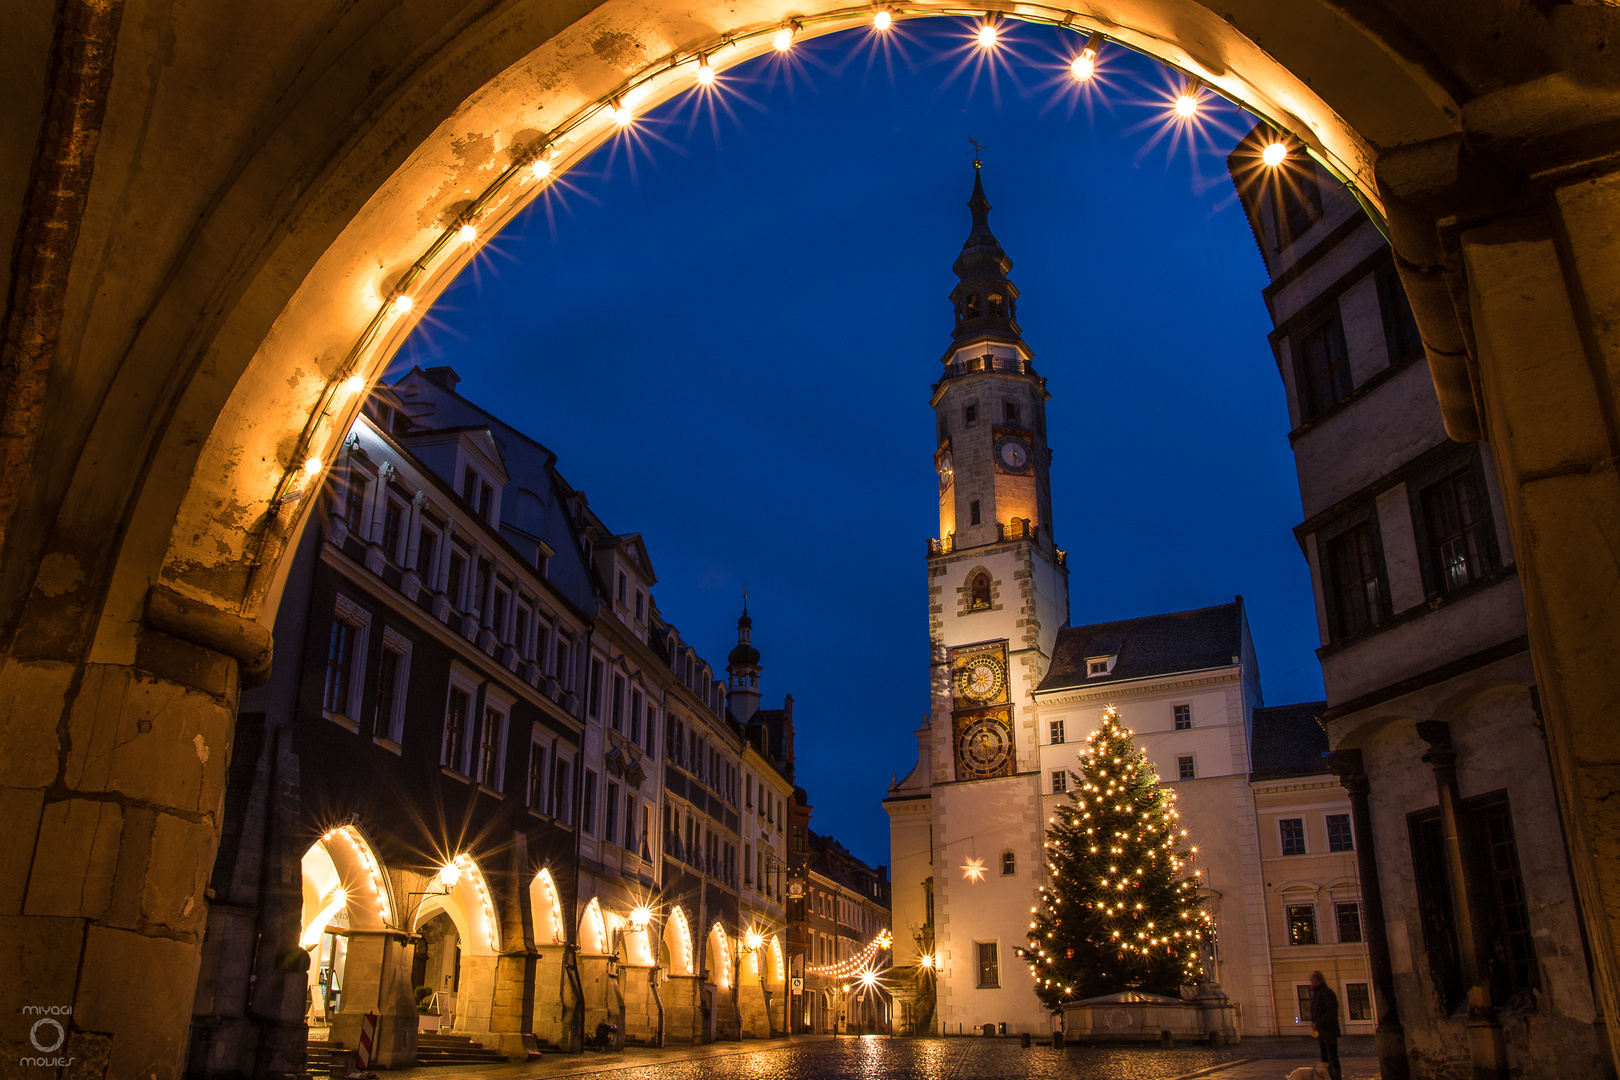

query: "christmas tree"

left=1026, top=706, right=1212, bottom=1007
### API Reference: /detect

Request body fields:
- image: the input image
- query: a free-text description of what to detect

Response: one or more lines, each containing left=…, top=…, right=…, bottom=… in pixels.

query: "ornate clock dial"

left=958, top=717, right=1012, bottom=777
left=955, top=656, right=1007, bottom=703
left=995, top=434, right=1032, bottom=473
left=938, top=452, right=954, bottom=494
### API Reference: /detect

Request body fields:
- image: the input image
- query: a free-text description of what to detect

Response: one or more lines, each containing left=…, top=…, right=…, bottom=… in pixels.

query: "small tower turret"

left=727, top=599, right=763, bottom=723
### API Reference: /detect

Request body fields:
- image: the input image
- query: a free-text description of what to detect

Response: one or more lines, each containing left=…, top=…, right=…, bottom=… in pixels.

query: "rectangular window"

left=1280, top=818, right=1307, bottom=856
left=478, top=708, right=505, bottom=788
left=1051, top=770, right=1068, bottom=794
left=553, top=756, right=573, bottom=824
left=1295, top=984, right=1313, bottom=1025
left=1004, top=401, right=1018, bottom=422
left=605, top=781, right=620, bottom=846
left=342, top=476, right=368, bottom=533
left=382, top=499, right=404, bottom=561
left=417, top=527, right=436, bottom=580
left=965, top=403, right=978, bottom=425
left=588, top=658, right=604, bottom=718
left=1296, top=314, right=1353, bottom=419
left=969, top=499, right=981, bottom=526
left=448, top=552, right=467, bottom=608
left=1326, top=523, right=1384, bottom=639
left=1173, top=704, right=1192, bottom=730
left=374, top=646, right=404, bottom=743
left=1377, top=262, right=1424, bottom=365
left=462, top=465, right=478, bottom=504
left=1478, top=795, right=1539, bottom=996
left=323, top=619, right=356, bottom=715
left=443, top=687, right=470, bottom=772
left=528, top=739, right=549, bottom=810
left=611, top=675, right=625, bottom=732
left=514, top=607, right=529, bottom=659
left=630, top=689, right=643, bottom=745
left=492, top=590, right=508, bottom=642
left=1336, top=901, right=1363, bottom=943
left=582, top=769, right=598, bottom=833
left=1423, top=468, right=1495, bottom=594
left=625, top=792, right=637, bottom=851
left=1326, top=813, right=1355, bottom=852
left=555, top=636, right=571, bottom=688
left=976, top=942, right=999, bottom=988
left=1049, top=719, right=1065, bottom=744
left=1177, top=755, right=1195, bottom=781
left=478, top=482, right=493, bottom=521
left=635, top=591, right=645, bottom=621
left=474, top=560, right=489, bottom=614
left=617, top=572, right=627, bottom=605
left=1346, top=982, right=1373, bottom=1022
left=1287, top=904, right=1318, bottom=946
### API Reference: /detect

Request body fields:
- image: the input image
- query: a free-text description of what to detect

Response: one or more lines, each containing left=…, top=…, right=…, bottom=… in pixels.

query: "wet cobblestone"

left=433, top=1035, right=1379, bottom=1080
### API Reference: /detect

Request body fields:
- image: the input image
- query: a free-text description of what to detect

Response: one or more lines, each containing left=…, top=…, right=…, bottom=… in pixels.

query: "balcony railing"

left=928, top=524, right=1067, bottom=567
left=938, top=353, right=1037, bottom=382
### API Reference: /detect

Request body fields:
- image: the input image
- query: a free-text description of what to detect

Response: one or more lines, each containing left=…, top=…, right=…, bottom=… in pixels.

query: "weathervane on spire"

left=968, top=136, right=987, bottom=169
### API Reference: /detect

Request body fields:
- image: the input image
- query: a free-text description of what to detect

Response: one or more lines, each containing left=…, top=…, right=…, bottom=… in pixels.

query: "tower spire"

left=948, top=165, right=1022, bottom=348
left=728, top=597, right=763, bottom=723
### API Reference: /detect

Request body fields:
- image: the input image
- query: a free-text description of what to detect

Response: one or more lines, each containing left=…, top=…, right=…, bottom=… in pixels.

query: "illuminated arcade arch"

left=412, top=853, right=500, bottom=956
left=578, top=896, right=609, bottom=956
left=706, top=922, right=733, bottom=988
left=301, top=825, right=394, bottom=944
left=663, top=906, right=695, bottom=977
left=528, top=868, right=565, bottom=946
left=767, top=935, right=787, bottom=988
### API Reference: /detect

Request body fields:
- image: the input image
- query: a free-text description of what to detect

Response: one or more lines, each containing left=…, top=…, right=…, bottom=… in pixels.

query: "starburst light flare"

left=962, top=857, right=987, bottom=882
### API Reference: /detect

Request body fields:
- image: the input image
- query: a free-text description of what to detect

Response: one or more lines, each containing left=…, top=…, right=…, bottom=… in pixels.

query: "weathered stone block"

left=0, top=658, right=72, bottom=789
left=23, top=798, right=122, bottom=919
left=75, top=926, right=203, bottom=1080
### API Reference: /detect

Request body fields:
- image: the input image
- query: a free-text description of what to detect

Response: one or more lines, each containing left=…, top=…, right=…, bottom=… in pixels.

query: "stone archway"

left=2, top=3, right=1619, bottom=1077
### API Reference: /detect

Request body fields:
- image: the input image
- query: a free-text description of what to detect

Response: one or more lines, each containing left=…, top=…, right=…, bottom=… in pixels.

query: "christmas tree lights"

left=1026, top=706, right=1212, bottom=1006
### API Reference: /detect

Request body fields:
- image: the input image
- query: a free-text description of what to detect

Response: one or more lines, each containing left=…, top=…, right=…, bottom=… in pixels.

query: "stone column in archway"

left=1381, top=78, right=1620, bottom=1071
left=331, top=930, right=418, bottom=1067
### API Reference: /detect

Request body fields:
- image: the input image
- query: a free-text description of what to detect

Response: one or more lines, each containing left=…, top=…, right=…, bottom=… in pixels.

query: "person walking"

left=1309, top=970, right=1342, bottom=1080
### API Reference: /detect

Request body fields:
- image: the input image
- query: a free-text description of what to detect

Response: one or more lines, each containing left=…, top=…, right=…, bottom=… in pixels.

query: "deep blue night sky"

left=396, top=18, right=1326, bottom=869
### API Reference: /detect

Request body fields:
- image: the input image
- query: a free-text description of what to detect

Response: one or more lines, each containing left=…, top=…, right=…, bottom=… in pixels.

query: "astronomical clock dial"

left=957, top=716, right=1012, bottom=778
left=955, top=655, right=1007, bottom=704
left=995, top=434, right=1032, bottom=474
left=938, top=452, right=954, bottom=494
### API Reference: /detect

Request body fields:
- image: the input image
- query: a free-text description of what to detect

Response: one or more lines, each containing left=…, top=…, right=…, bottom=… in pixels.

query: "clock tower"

left=886, top=164, right=1071, bottom=1036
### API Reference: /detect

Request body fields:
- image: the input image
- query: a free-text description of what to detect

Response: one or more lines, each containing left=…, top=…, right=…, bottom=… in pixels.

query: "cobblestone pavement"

left=385, top=1035, right=1379, bottom=1080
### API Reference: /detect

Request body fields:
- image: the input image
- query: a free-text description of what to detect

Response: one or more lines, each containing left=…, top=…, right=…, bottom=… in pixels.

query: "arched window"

left=971, top=573, right=991, bottom=610
left=965, top=293, right=981, bottom=318
left=1001, top=850, right=1016, bottom=876
left=988, top=292, right=1005, bottom=316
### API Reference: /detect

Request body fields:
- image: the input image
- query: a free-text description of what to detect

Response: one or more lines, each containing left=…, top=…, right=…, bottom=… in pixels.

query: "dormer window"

left=461, top=465, right=494, bottom=522
left=1086, top=655, right=1116, bottom=678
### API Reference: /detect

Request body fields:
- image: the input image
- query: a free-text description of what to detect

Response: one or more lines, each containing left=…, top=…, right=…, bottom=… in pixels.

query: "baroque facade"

left=1229, top=125, right=1613, bottom=1080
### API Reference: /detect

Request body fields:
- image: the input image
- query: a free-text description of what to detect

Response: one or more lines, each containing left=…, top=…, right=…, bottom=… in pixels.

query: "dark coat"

left=1310, top=982, right=1341, bottom=1038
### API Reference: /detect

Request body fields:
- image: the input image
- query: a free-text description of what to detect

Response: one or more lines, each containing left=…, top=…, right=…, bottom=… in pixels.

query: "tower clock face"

left=995, top=435, right=1032, bottom=473
left=938, top=452, right=954, bottom=493
left=955, top=656, right=1007, bottom=704
left=957, top=717, right=1013, bottom=778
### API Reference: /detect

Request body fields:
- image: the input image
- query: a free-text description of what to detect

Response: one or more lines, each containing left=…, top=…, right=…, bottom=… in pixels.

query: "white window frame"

left=527, top=730, right=552, bottom=813
left=384, top=494, right=409, bottom=563
left=374, top=625, right=412, bottom=750
left=552, top=751, right=575, bottom=825
left=1086, top=655, right=1116, bottom=677
left=323, top=594, right=372, bottom=731
left=415, top=523, right=441, bottom=578
left=1279, top=816, right=1309, bottom=856
left=1049, top=719, right=1065, bottom=744
left=479, top=687, right=514, bottom=792
left=442, top=664, right=480, bottom=776
left=1342, top=980, right=1375, bottom=1025
left=493, top=586, right=512, bottom=643
left=515, top=601, right=533, bottom=659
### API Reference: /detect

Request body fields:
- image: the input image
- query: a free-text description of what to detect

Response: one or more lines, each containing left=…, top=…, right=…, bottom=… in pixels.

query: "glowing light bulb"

left=630, top=905, right=653, bottom=929
left=303, top=457, right=323, bottom=476
left=458, top=223, right=477, bottom=243
left=438, top=862, right=462, bottom=888
left=1070, top=54, right=1094, bottom=81
left=611, top=100, right=632, bottom=126
left=746, top=930, right=763, bottom=950
left=773, top=27, right=794, bottom=51
left=531, top=157, right=551, bottom=180
left=1261, top=141, right=1288, bottom=166
left=873, top=9, right=892, bottom=30
left=860, top=970, right=878, bottom=988
left=341, top=374, right=365, bottom=396
left=392, top=294, right=413, bottom=314
left=696, top=56, right=715, bottom=84
left=1175, top=94, right=1198, bottom=117
left=977, top=23, right=998, bottom=48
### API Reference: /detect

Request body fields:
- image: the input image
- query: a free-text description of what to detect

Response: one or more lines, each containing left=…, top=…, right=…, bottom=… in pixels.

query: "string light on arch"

left=804, top=927, right=893, bottom=978
left=266, top=7, right=1347, bottom=513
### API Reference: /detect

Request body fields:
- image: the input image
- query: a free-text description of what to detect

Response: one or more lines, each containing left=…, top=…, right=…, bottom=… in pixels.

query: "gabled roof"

left=594, top=531, right=658, bottom=585
left=1250, top=701, right=1330, bottom=780
left=1038, top=600, right=1244, bottom=692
